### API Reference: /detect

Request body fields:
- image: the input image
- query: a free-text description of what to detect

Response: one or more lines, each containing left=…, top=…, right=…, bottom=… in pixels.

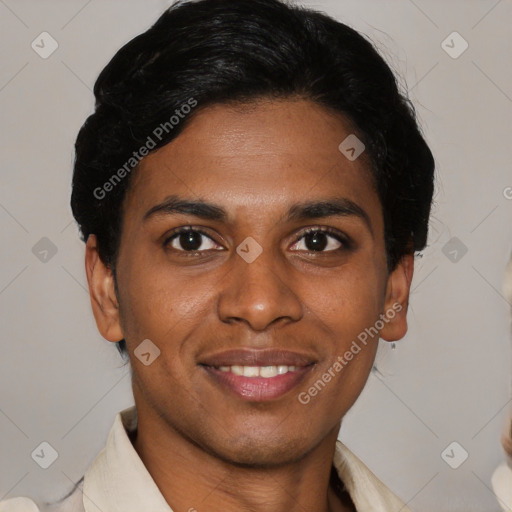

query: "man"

left=1, top=0, right=434, bottom=510
left=492, top=254, right=512, bottom=512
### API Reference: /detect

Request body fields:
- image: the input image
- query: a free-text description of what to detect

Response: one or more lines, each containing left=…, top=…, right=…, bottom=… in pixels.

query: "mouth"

left=199, top=349, right=316, bottom=402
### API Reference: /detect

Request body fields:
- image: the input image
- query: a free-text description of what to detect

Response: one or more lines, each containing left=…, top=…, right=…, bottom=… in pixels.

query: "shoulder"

left=492, top=461, right=512, bottom=511
left=0, top=497, right=40, bottom=511
left=0, top=482, right=84, bottom=512
left=334, top=440, right=412, bottom=512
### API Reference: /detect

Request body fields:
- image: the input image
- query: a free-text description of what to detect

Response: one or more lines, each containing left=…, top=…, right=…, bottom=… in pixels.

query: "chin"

left=202, top=429, right=316, bottom=469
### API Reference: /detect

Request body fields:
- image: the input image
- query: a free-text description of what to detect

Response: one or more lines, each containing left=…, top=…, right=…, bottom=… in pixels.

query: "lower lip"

left=202, top=366, right=313, bottom=402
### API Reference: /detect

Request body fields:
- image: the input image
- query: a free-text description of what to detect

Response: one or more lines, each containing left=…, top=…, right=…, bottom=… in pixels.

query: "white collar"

left=83, top=406, right=411, bottom=512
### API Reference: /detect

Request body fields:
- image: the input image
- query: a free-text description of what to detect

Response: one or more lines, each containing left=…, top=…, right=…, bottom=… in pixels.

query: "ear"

left=85, top=234, right=124, bottom=342
left=380, top=252, right=414, bottom=342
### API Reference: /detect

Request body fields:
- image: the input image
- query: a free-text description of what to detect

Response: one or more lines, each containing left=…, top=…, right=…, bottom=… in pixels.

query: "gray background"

left=1, top=0, right=511, bottom=510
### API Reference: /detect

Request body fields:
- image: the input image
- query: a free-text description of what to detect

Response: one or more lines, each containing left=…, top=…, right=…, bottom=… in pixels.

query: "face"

left=86, top=98, right=413, bottom=467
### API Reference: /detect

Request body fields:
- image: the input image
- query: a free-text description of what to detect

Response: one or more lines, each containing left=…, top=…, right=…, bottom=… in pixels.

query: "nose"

left=216, top=245, right=303, bottom=331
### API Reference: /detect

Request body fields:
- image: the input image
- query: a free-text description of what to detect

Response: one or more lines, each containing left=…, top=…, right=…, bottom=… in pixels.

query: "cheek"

left=302, top=264, right=385, bottom=337
left=118, top=260, right=216, bottom=354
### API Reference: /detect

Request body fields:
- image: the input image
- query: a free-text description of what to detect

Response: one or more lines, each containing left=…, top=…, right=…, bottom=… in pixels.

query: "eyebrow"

left=143, top=194, right=373, bottom=235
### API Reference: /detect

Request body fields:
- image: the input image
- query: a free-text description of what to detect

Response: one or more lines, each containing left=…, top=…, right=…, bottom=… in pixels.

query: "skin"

left=85, top=98, right=414, bottom=512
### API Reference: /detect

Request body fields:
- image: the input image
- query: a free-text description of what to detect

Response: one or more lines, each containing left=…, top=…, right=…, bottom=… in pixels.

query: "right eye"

left=164, top=227, right=223, bottom=253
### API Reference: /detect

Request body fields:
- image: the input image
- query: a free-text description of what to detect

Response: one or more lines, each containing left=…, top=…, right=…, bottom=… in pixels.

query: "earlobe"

left=380, top=253, right=414, bottom=342
left=85, top=234, right=124, bottom=342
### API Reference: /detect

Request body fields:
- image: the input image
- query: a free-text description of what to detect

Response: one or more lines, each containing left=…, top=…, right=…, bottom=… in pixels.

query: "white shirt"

left=1, top=406, right=412, bottom=512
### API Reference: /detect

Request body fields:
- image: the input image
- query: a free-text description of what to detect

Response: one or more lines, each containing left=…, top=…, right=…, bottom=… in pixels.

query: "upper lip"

left=199, top=349, right=317, bottom=368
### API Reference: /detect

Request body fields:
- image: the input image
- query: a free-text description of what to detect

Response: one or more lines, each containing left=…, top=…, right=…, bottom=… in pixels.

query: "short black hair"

left=71, top=0, right=435, bottom=359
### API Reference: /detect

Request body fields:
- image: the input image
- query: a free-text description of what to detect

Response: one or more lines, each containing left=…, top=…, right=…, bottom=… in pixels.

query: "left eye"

left=290, top=229, right=346, bottom=253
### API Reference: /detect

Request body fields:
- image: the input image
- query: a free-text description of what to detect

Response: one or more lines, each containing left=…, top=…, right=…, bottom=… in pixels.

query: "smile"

left=199, top=348, right=317, bottom=401
left=216, top=365, right=298, bottom=378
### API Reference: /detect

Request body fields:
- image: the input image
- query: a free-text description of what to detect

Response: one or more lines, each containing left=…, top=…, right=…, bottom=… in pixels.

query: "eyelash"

left=163, top=227, right=219, bottom=257
left=163, top=226, right=351, bottom=255
left=293, top=226, right=351, bottom=252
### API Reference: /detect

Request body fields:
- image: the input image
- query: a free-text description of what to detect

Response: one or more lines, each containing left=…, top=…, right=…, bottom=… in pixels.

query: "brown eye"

left=290, top=228, right=349, bottom=253
left=164, top=228, right=222, bottom=252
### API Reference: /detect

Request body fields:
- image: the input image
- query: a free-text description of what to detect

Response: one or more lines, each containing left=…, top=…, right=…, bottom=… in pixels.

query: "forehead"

left=122, top=98, right=381, bottom=229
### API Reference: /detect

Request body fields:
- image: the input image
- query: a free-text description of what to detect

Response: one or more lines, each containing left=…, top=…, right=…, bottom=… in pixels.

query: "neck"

left=132, top=399, right=354, bottom=512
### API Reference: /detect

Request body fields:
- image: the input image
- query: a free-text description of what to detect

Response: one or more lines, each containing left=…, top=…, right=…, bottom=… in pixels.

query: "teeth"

left=243, top=366, right=260, bottom=377
left=231, top=365, right=244, bottom=376
left=260, top=366, right=278, bottom=378
left=216, top=365, right=297, bottom=378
